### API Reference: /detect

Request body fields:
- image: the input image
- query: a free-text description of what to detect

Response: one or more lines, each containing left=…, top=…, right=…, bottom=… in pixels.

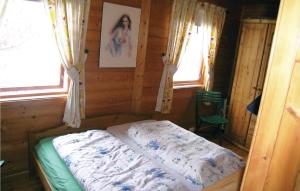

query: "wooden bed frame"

left=28, top=113, right=244, bottom=191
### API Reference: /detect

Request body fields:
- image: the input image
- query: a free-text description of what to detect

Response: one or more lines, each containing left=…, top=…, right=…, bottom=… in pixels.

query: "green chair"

left=195, top=90, right=228, bottom=144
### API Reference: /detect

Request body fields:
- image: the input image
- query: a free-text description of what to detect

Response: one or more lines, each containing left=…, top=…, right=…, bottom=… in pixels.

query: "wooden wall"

left=1, top=98, right=66, bottom=176
left=85, top=0, right=140, bottom=116
left=241, top=3, right=279, bottom=19
left=0, top=0, right=240, bottom=177
left=296, top=171, right=300, bottom=191
left=213, top=1, right=241, bottom=96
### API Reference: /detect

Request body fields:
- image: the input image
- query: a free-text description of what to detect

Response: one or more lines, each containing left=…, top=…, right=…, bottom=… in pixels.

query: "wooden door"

left=245, top=23, right=275, bottom=148
left=241, top=0, right=300, bottom=189
left=228, top=21, right=268, bottom=145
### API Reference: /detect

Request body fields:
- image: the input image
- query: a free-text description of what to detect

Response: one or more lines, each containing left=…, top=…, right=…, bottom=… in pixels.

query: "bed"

left=28, top=113, right=245, bottom=191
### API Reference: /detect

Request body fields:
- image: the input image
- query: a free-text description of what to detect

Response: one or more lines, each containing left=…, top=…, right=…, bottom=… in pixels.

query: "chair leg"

left=218, top=125, right=224, bottom=146
left=196, top=120, right=202, bottom=134
left=213, top=125, right=219, bottom=136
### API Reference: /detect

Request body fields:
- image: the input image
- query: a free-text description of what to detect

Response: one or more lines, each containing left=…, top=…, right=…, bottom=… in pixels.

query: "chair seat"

left=199, top=115, right=228, bottom=125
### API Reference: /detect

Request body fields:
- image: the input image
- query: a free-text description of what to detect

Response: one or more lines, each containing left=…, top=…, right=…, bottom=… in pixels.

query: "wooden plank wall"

left=85, top=0, right=141, bottom=116
left=213, top=1, right=241, bottom=96
left=0, top=0, right=240, bottom=177
left=295, top=170, right=300, bottom=191
left=241, top=3, right=279, bottom=19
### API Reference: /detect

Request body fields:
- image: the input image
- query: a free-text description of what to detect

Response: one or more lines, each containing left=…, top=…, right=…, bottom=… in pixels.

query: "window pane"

left=0, top=0, right=62, bottom=89
left=174, top=26, right=203, bottom=82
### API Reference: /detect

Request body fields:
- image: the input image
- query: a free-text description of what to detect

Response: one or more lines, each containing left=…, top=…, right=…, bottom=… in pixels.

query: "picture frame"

left=99, top=2, right=141, bottom=68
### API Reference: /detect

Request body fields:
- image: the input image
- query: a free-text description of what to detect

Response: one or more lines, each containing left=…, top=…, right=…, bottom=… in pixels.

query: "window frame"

left=0, top=0, right=69, bottom=100
left=173, top=60, right=206, bottom=88
left=0, top=66, right=68, bottom=100
left=173, top=80, right=202, bottom=87
left=172, top=23, right=209, bottom=88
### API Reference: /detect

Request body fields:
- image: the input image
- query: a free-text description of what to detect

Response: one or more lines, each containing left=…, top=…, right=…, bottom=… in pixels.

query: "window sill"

left=0, top=93, right=68, bottom=103
left=173, top=83, right=204, bottom=90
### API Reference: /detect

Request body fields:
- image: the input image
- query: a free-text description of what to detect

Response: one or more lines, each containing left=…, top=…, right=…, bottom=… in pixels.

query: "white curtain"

left=0, top=0, right=8, bottom=26
left=195, top=3, right=226, bottom=90
left=44, top=0, right=90, bottom=128
left=155, top=0, right=197, bottom=113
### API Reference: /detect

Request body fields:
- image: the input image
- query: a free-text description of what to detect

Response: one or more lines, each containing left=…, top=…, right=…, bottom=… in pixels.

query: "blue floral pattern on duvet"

left=147, top=140, right=160, bottom=150
left=128, top=121, right=245, bottom=190
left=53, top=130, right=186, bottom=191
left=113, top=182, right=133, bottom=191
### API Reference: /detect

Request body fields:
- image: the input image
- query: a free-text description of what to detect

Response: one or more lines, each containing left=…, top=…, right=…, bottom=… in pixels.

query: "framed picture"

left=99, top=2, right=141, bottom=68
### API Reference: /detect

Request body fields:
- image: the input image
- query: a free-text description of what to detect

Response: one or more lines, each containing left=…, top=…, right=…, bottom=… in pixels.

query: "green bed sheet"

left=35, top=137, right=83, bottom=191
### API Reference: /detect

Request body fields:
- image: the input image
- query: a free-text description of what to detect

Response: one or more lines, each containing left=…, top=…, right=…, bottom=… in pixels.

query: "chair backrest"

left=195, top=90, right=224, bottom=127
left=195, top=90, right=225, bottom=126
left=195, top=90, right=226, bottom=127
left=196, top=90, right=223, bottom=104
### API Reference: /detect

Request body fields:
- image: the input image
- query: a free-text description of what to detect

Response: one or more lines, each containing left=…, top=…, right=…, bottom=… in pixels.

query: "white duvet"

left=53, top=130, right=186, bottom=191
left=128, top=120, right=245, bottom=189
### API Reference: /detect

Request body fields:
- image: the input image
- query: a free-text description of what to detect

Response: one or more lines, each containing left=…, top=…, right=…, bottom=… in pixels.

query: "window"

left=173, top=25, right=204, bottom=87
left=0, top=0, right=67, bottom=99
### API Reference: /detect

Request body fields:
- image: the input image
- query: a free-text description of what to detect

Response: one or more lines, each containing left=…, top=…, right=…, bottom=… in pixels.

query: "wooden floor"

left=222, top=140, right=248, bottom=160
left=1, top=140, right=248, bottom=191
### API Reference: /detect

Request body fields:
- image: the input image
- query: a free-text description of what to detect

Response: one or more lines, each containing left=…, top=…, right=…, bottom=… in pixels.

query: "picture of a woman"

left=106, top=14, right=132, bottom=57
left=99, top=3, right=141, bottom=68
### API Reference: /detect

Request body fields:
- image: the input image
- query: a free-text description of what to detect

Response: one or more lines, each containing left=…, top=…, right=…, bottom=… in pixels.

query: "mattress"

left=35, top=137, right=83, bottom=191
